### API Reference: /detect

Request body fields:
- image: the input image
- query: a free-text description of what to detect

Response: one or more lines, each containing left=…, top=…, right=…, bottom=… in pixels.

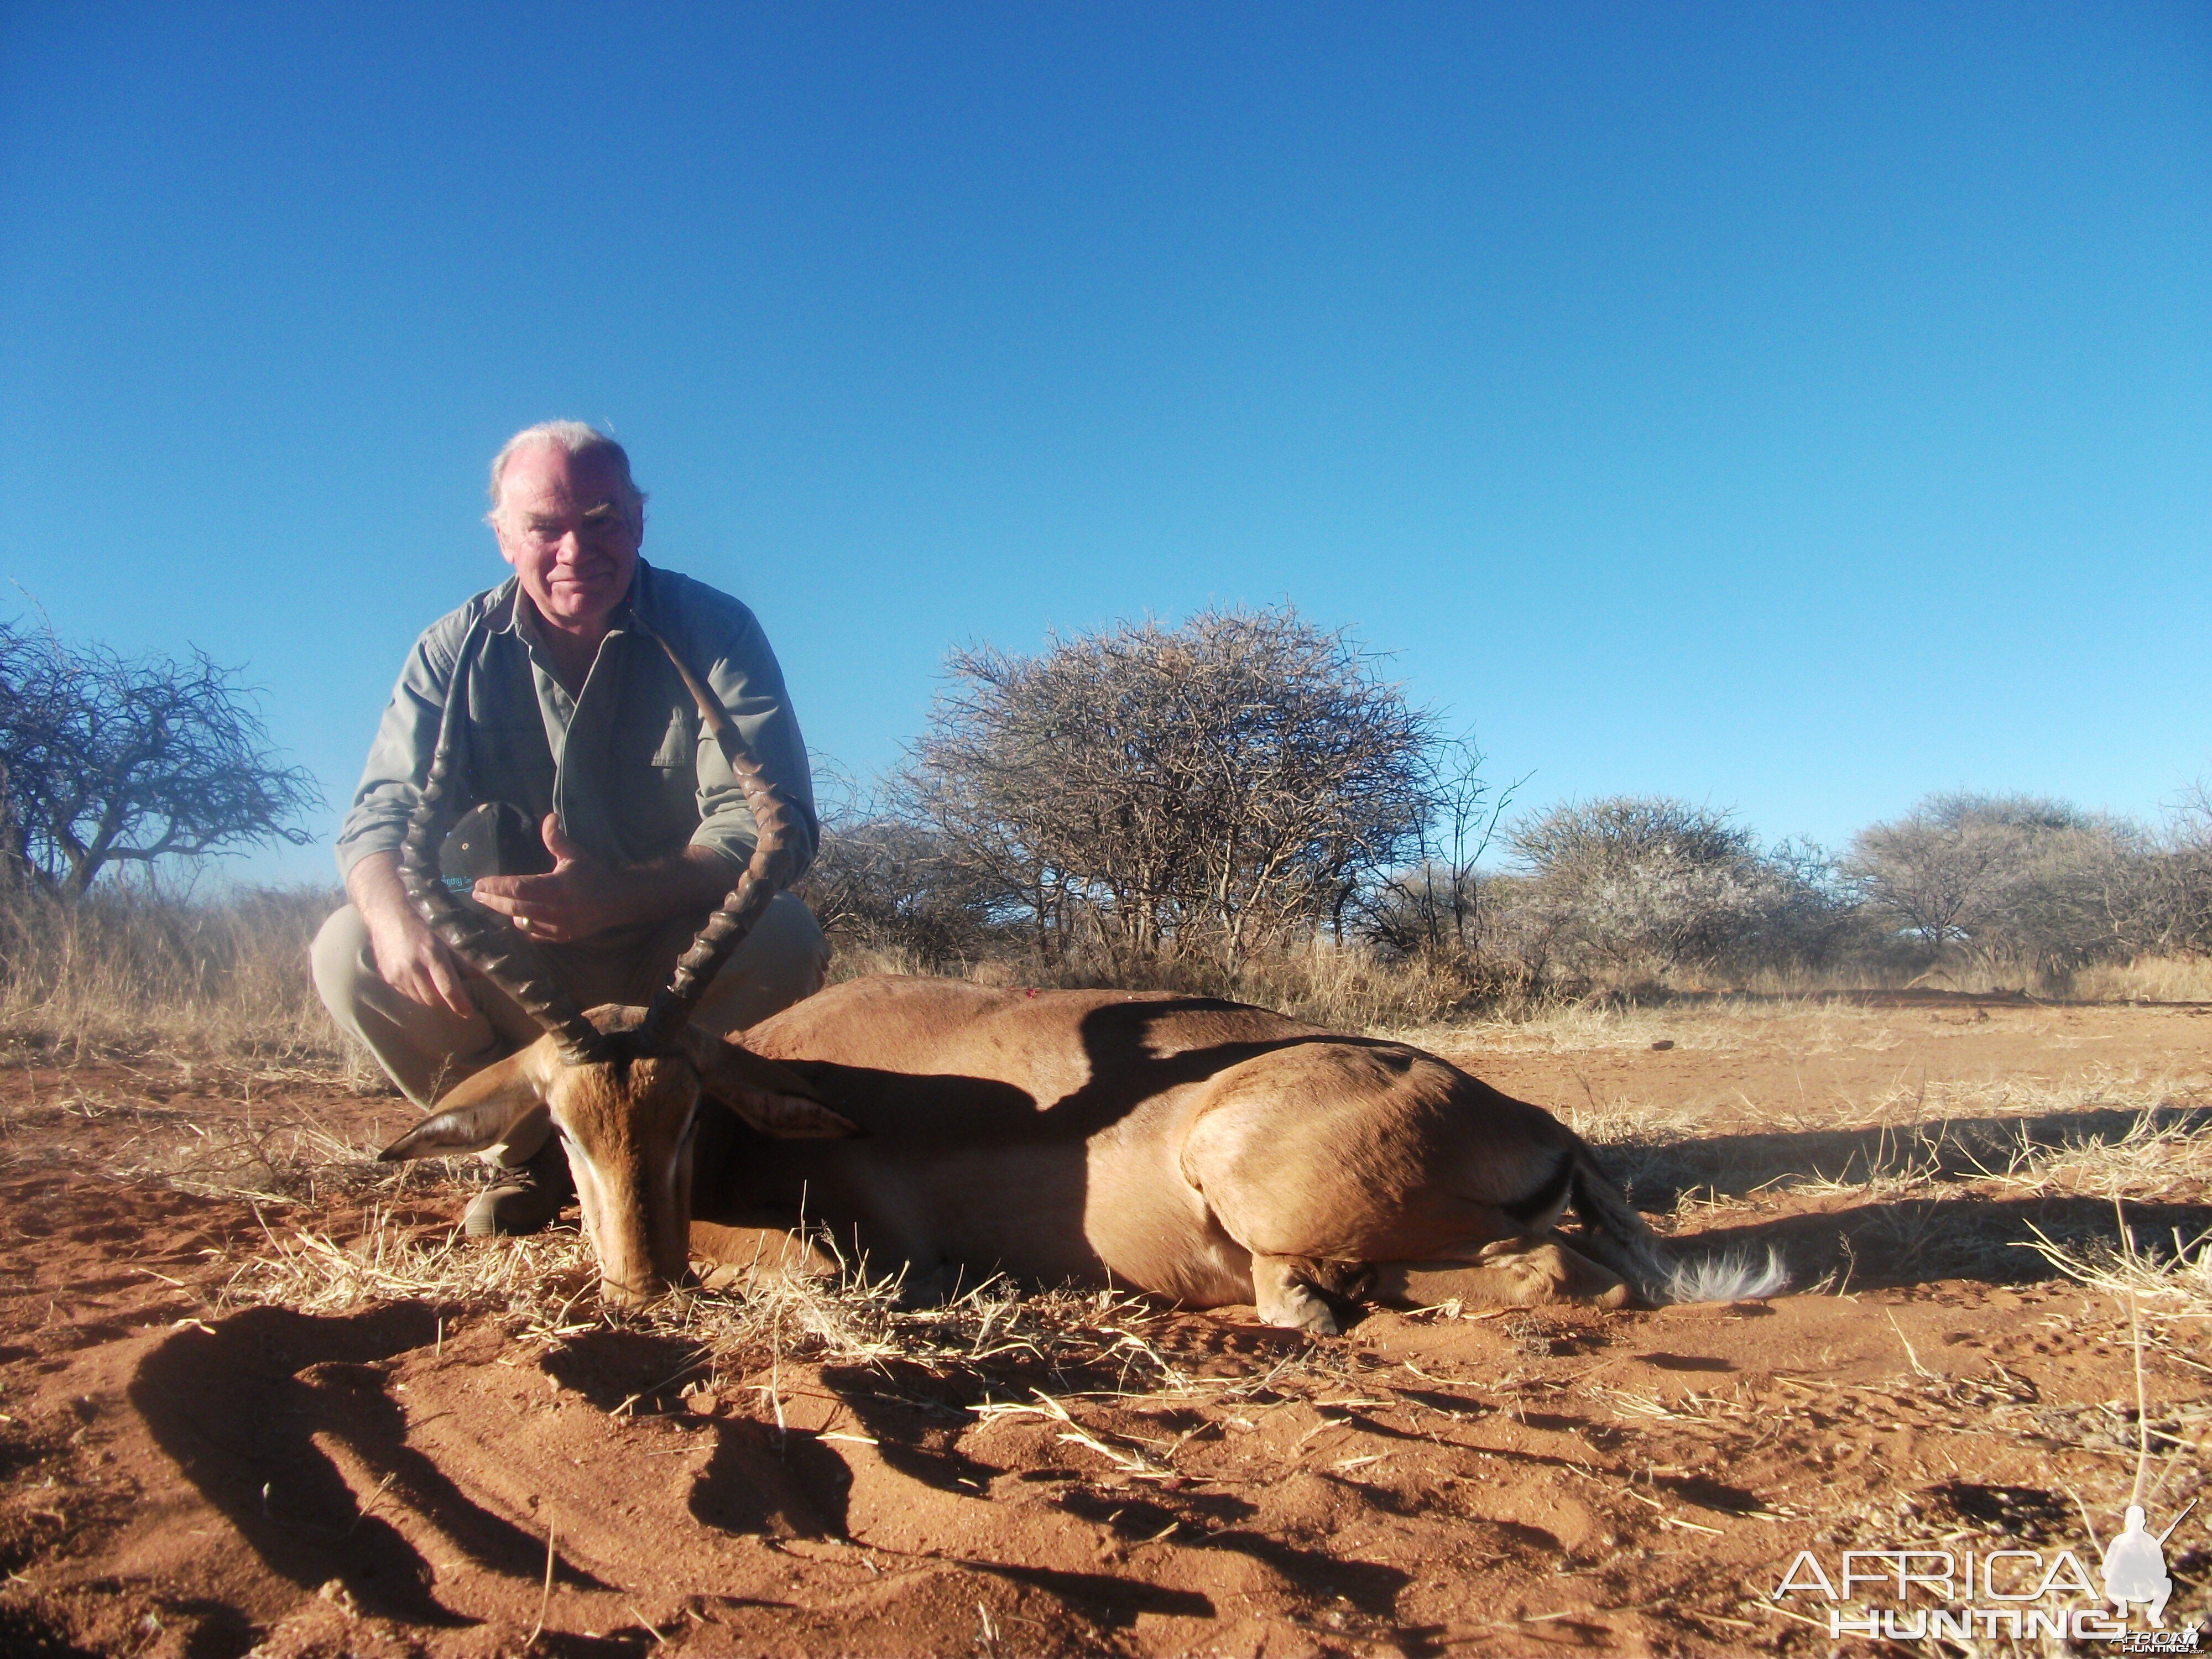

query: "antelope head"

left=377, top=620, right=855, bottom=1307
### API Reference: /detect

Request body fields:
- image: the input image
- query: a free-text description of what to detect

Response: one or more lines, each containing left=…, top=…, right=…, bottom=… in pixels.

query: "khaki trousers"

left=312, top=893, right=830, bottom=1163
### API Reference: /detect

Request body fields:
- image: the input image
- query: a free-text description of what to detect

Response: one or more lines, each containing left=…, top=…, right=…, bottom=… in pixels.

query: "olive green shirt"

left=335, top=560, right=817, bottom=883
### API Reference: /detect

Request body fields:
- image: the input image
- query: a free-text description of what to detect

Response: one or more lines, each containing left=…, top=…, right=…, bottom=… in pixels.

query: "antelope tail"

left=1567, top=1156, right=1788, bottom=1305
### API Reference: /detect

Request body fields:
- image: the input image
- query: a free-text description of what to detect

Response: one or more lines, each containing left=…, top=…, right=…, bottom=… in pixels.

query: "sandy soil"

left=1, top=993, right=2208, bottom=1656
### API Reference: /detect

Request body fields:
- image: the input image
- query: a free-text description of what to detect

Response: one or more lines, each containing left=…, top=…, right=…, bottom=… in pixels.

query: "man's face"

left=492, top=442, right=643, bottom=637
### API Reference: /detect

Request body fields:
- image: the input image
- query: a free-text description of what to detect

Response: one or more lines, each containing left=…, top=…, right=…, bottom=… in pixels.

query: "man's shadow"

left=130, top=1303, right=593, bottom=1625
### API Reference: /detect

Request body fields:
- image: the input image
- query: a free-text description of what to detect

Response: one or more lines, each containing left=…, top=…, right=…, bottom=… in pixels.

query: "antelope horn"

left=398, top=618, right=607, bottom=1064
left=631, top=618, right=802, bottom=1052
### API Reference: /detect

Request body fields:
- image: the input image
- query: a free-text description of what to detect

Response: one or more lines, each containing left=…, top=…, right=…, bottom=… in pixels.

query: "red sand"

left=1, top=998, right=2205, bottom=1655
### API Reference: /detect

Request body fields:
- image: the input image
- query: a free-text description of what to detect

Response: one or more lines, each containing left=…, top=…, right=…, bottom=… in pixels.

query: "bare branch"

left=0, top=621, right=322, bottom=895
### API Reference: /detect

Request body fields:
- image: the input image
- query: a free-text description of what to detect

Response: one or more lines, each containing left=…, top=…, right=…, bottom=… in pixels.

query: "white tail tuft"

left=1567, top=1155, right=1788, bottom=1306
left=1664, top=1246, right=1790, bottom=1304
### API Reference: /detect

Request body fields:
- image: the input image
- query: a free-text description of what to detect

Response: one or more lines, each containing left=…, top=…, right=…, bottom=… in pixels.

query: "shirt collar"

left=486, top=559, right=656, bottom=639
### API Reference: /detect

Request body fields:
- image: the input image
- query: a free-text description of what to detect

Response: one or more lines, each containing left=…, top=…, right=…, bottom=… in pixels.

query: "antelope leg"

left=1369, top=1235, right=1630, bottom=1311
left=1250, top=1253, right=1347, bottom=1335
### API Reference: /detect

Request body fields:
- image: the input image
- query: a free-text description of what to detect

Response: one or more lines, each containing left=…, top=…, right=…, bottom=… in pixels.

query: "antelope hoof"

left=1251, top=1254, right=1345, bottom=1335
left=1475, top=1237, right=1631, bottom=1308
left=1267, top=1293, right=1342, bottom=1336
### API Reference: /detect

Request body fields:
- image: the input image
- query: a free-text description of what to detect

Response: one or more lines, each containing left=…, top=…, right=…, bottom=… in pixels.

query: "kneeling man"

left=315, top=422, right=828, bottom=1234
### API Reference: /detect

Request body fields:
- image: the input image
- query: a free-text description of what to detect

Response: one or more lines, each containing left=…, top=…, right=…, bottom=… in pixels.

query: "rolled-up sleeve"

left=684, top=601, right=818, bottom=881
left=332, top=616, right=465, bottom=880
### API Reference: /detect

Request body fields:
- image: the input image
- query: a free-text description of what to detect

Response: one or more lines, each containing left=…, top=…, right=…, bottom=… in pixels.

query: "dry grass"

left=107, top=1099, right=416, bottom=1207
left=830, top=935, right=1511, bottom=1030
left=2022, top=1225, right=2212, bottom=1322
left=226, top=1202, right=608, bottom=1318
left=1216, top=944, right=1497, bottom=1031
left=2074, top=955, right=2212, bottom=1004
left=217, top=1191, right=1355, bottom=1432
left=6, top=872, right=2205, bottom=1078
left=0, top=878, right=345, bottom=1062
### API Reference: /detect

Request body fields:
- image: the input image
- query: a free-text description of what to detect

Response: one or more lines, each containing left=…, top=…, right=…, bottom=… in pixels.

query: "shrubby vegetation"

left=900, top=607, right=1436, bottom=975
left=0, top=618, right=331, bottom=1056
left=798, top=607, right=2212, bottom=1011
left=1842, top=791, right=2212, bottom=980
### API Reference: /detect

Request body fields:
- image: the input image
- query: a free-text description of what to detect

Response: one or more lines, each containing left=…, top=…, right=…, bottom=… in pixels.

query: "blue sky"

left=3, top=3, right=2206, bottom=884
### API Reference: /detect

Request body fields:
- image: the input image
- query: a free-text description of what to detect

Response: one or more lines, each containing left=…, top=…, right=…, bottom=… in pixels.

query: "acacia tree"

left=0, top=621, right=321, bottom=894
left=1505, top=796, right=1828, bottom=977
left=1846, top=794, right=2042, bottom=951
left=902, top=605, right=1437, bottom=975
left=1846, top=793, right=2135, bottom=973
left=2109, top=780, right=2212, bottom=959
left=1355, top=733, right=1519, bottom=963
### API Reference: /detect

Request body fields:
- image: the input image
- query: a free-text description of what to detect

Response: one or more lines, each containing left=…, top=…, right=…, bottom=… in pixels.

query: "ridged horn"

left=630, top=617, right=802, bottom=1052
left=397, top=617, right=608, bottom=1064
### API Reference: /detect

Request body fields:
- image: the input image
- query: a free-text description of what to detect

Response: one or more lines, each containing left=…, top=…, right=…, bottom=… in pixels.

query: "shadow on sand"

left=130, top=1304, right=595, bottom=1625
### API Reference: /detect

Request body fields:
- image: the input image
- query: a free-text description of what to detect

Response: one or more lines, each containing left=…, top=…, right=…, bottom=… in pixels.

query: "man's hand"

left=469, top=816, right=746, bottom=943
left=346, top=852, right=474, bottom=1018
left=469, top=816, right=633, bottom=944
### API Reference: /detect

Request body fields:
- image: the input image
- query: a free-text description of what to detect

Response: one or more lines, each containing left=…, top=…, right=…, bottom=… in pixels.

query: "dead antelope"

left=689, top=975, right=1786, bottom=1328
left=381, top=634, right=1783, bottom=1326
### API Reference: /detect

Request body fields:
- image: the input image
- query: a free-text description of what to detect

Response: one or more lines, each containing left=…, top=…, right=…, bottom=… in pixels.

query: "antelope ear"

left=680, top=1029, right=863, bottom=1140
left=379, top=1047, right=555, bottom=1160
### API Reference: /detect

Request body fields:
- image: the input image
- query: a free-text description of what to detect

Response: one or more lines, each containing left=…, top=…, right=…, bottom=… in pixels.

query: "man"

left=314, top=422, right=830, bottom=1235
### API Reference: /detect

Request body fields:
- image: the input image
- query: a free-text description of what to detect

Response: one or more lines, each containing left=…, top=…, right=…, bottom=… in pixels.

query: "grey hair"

left=485, top=421, right=648, bottom=525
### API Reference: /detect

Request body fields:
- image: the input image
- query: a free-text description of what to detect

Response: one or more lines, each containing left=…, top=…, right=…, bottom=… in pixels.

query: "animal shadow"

left=689, top=1417, right=854, bottom=1540
left=531, top=1328, right=854, bottom=1539
left=131, top=1303, right=586, bottom=1624
left=816, top=1361, right=1002, bottom=1498
left=959, top=1562, right=1214, bottom=1625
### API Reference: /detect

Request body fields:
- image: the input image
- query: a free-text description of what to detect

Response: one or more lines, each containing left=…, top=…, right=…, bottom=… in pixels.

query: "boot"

left=463, top=1137, right=575, bottom=1238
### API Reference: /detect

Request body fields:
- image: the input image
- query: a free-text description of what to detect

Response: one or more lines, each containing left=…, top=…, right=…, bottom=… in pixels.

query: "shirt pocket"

left=610, top=706, right=696, bottom=769
left=611, top=709, right=701, bottom=834
left=466, top=721, right=557, bottom=816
